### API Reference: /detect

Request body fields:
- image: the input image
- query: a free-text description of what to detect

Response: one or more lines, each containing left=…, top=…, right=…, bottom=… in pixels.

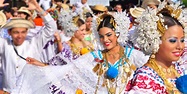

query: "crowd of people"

left=0, top=0, right=187, bottom=94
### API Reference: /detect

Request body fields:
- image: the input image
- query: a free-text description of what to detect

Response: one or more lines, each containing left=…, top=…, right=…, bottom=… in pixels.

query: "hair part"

left=76, top=18, right=85, bottom=27
left=85, top=12, right=93, bottom=18
left=97, top=15, right=116, bottom=31
left=159, top=8, right=183, bottom=29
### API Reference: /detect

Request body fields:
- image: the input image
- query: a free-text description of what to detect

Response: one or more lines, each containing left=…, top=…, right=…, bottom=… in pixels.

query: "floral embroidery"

left=149, top=79, right=165, bottom=92
left=137, top=75, right=148, bottom=81
left=47, top=56, right=67, bottom=66
left=126, top=63, right=184, bottom=94
left=136, top=80, right=147, bottom=88
left=49, top=85, right=65, bottom=94
left=125, top=80, right=133, bottom=91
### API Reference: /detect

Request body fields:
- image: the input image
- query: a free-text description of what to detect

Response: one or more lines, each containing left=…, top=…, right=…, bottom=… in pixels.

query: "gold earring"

left=150, top=54, right=155, bottom=59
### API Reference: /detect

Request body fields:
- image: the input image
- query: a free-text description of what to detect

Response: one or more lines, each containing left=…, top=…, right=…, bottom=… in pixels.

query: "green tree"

left=183, top=0, right=187, bottom=6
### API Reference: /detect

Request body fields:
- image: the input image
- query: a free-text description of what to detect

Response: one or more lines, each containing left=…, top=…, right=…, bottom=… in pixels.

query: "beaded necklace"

left=69, top=40, right=93, bottom=55
left=147, top=56, right=181, bottom=94
left=92, top=46, right=135, bottom=94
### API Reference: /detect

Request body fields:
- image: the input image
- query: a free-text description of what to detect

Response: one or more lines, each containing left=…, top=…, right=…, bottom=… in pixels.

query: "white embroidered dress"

left=13, top=46, right=149, bottom=94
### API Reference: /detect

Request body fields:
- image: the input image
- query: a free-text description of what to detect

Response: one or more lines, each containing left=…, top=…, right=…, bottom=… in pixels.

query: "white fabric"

left=40, top=31, right=70, bottom=63
left=12, top=46, right=149, bottom=94
left=39, top=0, right=51, bottom=10
left=26, top=26, right=43, bottom=40
left=70, top=0, right=110, bottom=6
left=73, top=2, right=91, bottom=16
left=0, top=14, right=57, bottom=93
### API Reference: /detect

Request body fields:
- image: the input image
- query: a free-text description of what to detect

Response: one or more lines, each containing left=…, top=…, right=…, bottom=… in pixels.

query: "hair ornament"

left=92, top=12, right=130, bottom=50
left=72, top=16, right=80, bottom=26
left=113, top=12, right=130, bottom=45
left=58, top=9, right=78, bottom=37
left=96, top=14, right=116, bottom=30
left=96, top=12, right=130, bottom=45
left=132, top=1, right=187, bottom=55
left=157, top=13, right=167, bottom=35
left=132, top=8, right=161, bottom=55
left=157, top=1, right=187, bottom=31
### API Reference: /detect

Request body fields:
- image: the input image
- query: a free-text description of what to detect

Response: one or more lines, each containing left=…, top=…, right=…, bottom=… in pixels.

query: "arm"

left=54, top=32, right=63, bottom=52
left=26, top=0, right=57, bottom=50
left=0, top=0, right=9, bottom=8
left=0, top=90, right=9, bottom=94
left=26, top=57, right=46, bottom=67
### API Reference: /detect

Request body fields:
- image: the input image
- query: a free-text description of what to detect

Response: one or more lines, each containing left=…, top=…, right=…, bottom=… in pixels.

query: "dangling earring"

left=150, top=54, right=155, bottom=59
left=115, top=32, right=120, bottom=38
left=150, top=51, right=156, bottom=59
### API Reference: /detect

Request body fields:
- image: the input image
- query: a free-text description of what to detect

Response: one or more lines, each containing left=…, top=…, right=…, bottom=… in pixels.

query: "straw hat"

left=61, top=4, right=69, bottom=10
left=130, top=7, right=145, bottom=18
left=17, top=7, right=31, bottom=16
left=141, top=0, right=160, bottom=9
left=91, top=5, right=107, bottom=12
left=2, top=18, right=35, bottom=30
left=0, top=11, right=7, bottom=26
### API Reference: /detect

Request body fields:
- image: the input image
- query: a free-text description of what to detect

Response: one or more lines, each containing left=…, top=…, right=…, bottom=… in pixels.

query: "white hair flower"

left=114, top=12, right=130, bottom=45
left=132, top=8, right=161, bottom=55
left=58, top=9, right=78, bottom=37
left=131, top=1, right=187, bottom=55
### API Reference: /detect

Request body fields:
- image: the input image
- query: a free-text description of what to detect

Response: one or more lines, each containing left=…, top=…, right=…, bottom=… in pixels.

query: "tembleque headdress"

left=95, top=12, right=131, bottom=45
left=58, top=9, right=79, bottom=37
left=131, top=1, right=187, bottom=55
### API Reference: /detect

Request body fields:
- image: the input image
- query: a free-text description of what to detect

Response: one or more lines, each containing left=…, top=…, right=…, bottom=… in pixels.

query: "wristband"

left=38, top=10, right=46, bottom=16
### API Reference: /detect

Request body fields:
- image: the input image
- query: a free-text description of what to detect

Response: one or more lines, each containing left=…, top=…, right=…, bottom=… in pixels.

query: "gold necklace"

left=104, top=47, right=123, bottom=94
left=157, top=64, right=175, bottom=77
left=147, top=57, right=181, bottom=94
left=69, top=39, right=93, bottom=55
left=93, top=46, right=134, bottom=94
left=82, top=40, right=94, bottom=51
left=108, top=51, right=120, bottom=59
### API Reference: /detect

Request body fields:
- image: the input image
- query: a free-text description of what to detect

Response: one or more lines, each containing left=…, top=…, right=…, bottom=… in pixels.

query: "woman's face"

left=99, top=27, right=118, bottom=50
left=157, top=25, right=185, bottom=62
left=81, top=0, right=87, bottom=4
left=148, top=4, right=157, bottom=9
left=74, top=24, right=86, bottom=40
left=85, top=17, right=92, bottom=31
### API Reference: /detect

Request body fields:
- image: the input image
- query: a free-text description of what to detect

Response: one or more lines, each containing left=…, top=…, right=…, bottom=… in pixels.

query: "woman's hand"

left=24, top=0, right=47, bottom=16
left=54, top=31, right=63, bottom=52
left=24, top=0, right=38, bottom=10
left=26, top=57, right=46, bottom=67
left=54, top=32, right=61, bottom=42
left=0, top=0, right=9, bottom=8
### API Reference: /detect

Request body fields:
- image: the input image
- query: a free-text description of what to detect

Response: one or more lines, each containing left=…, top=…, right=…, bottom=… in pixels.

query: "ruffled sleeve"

left=129, top=48, right=149, bottom=68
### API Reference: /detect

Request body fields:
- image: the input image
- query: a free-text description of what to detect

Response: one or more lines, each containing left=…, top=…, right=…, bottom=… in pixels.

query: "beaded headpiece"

left=58, top=9, right=79, bottom=37
left=95, top=12, right=130, bottom=45
left=131, top=1, right=187, bottom=55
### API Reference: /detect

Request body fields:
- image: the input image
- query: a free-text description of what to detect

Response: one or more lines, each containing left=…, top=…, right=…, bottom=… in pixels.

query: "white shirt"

left=0, top=14, right=57, bottom=93
left=74, top=2, right=92, bottom=16
left=26, top=26, right=43, bottom=40
left=38, top=0, right=51, bottom=10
